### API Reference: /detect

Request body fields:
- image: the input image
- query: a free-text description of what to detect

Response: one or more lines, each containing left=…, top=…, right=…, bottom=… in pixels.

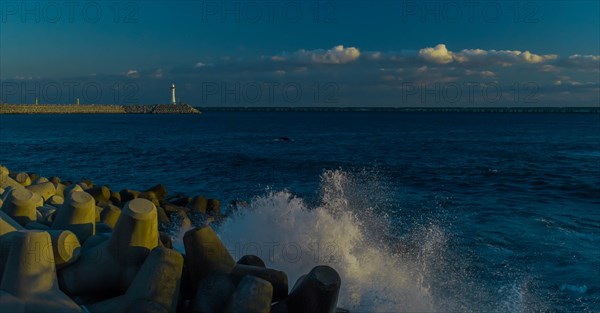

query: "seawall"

left=0, top=104, right=201, bottom=114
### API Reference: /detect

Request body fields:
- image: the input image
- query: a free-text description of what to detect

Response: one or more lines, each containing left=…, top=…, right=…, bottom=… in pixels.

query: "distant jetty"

left=0, top=104, right=201, bottom=114
left=0, top=83, right=201, bottom=115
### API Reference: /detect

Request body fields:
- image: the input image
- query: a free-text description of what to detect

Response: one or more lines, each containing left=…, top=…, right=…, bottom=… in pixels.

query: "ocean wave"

left=210, top=169, right=551, bottom=312
left=217, top=169, right=435, bottom=311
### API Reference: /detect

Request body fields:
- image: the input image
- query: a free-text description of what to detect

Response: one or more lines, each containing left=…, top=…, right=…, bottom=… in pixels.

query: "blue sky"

left=1, top=0, right=599, bottom=106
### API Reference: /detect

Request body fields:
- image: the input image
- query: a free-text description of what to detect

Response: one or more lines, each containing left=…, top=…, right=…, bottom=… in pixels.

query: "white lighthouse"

left=170, top=83, right=176, bottom=105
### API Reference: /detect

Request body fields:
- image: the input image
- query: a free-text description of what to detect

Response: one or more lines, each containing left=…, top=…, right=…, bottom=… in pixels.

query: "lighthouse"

left=170, top=83, right=176, bottom=105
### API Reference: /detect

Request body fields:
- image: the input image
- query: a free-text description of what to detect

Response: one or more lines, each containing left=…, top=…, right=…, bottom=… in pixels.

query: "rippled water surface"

left=1, top=112, right=599, bottom=312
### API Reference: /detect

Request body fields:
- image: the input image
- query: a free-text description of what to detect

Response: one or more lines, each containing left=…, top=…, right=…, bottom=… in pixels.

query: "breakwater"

left=0, top=104, right=200, bottom=114
left=0, top=165, right=342, bottom=312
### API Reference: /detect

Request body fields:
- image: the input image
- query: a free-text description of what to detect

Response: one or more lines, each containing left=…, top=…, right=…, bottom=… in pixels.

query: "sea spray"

left=217, top=169, right=436, bottom=311
left=168, top=168, right=536, bottom=311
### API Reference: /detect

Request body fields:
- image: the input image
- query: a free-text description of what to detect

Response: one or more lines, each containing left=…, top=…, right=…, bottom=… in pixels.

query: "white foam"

left=217, top=169, right=435, bottom=312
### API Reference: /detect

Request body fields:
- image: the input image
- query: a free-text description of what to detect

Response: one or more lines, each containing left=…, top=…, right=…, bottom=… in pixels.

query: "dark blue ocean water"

left=1, top=112, right=599, bottom=312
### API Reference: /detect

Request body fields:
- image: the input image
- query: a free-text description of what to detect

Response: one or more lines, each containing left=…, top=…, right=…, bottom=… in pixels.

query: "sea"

left=1, top=112, right=599, bottom=312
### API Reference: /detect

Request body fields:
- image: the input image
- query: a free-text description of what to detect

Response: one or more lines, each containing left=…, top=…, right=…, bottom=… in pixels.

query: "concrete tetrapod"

left=79, top=179, right=94, bottom=189
left=170, top=210, right=192, bottom=231
left=1, top=187, right=12, bottom=202
left=271, top=265, right=341, bottom=313
left=119, top=189, right=140, bottom=203
left=48, top=195, right=65, bottom=207
left=52, top=191, right=96, bottom=243
left=87, top=247, right=183, bottom=313
left=86, top=186, right=111, bottom=204
left=187, top=196, right=207, bottom=214
left=139, top=191, right=160, bottom=207
left=229, top=264, right=288, bottom=302
left=32, top=177, right=49, bottom=185
left=188, top=272, right=236, bottom=313
left=27, top=173, right=39, bottom=182
left=0, top=290, right=25, bottom=313
left=145, top=184, right=168, bottom=200
left=62, top=184, right=84, bottom=196
left=95, top=206, right=103, bottom=222
left=183, top=225, right=235, bottom=298
left=206, top=199, right=220, bottom=216
left=236, top=254, right=266, bottom=268
left=1, top=188, right=40, bottom=225
left=109, top=191, right=121, bottom=205
left=169, top=196, right=191, bottom=207
left=26, top=182, right=56, bottom=201
left=0, top=211, right=24, bottom=282
left=47, top=230, right=81, bottom=268
left=37, top=205, right=58, bottom=225
left=158, top=232, right=173, bottom=249
left=24, top=222, right=49, bottom=230
left=0, top=166, right=23, bottom=190
left=222, top=275, right=273, bottom=313
left=54, top=183, right=66, bottom=198
left=58, top=198, right=159, bottom=297
left=1, top=210, right=23, bottom=236
left=14, top=173, right=31, bottom=187
left=100, top=204, right=121, bottom=229
left=0, top=230, right=83, bottom=313
left=77, top=182, right=90, bottom=190
left=157, top=206, right=172, bottom=225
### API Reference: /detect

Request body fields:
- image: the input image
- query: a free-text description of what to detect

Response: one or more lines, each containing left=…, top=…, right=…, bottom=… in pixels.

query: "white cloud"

left=520, top=51, right=558, bottom=63
left=277, top=45, right=361, bottom=64
left=126, top=70, right=139, bottom=78
left=270, top=44, right=576, bottom=72
left=418, top=44, right=454, bottom=64
left=152, top=69, right=163, bottom=78
left=418, top=44, right=557, bottom=66
left=465, top=69, right=495, bottom=77
left=365, top=51, right=383, bottom=61
left=461, top=49, right=557, bottom=64
left=480, top=70, right=496, bottom=78
left=542, top=65, right=560, bottom=72
left=195, top=62, right=206, bottom=68
left=569, top=54, right=599, bottom=61
left=453, top=49, right=487, bottom=63
left=565, top=54, right=600, bottom=69
left=416, top=65, right=428, bottom=73
left=554, top=76, right=586, bottom=86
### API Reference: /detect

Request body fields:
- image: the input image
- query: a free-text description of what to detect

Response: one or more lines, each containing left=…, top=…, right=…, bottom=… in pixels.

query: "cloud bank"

left=417, top=44, right=559, bottom=66
left=8, top=43, right=596, bottom=107
left=266, top=43, right=594, bottom=72
left=274, top=45, right=361, bottom=64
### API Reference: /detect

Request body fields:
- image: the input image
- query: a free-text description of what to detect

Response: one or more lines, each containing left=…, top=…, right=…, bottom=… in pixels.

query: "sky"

left=1, top=0, right=599, bottom=106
